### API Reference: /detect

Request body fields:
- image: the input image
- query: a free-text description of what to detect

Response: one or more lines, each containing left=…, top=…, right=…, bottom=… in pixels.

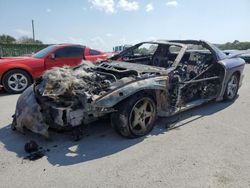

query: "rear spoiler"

left=225, top=50, right=250, bottom=59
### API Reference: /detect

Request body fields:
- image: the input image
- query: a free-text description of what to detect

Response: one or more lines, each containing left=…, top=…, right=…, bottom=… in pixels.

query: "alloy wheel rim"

left=129, top=98, right=155, bottom=135
left=8, top=73, right=28, bottom=92
left=227, top=75, right=238, bottom=99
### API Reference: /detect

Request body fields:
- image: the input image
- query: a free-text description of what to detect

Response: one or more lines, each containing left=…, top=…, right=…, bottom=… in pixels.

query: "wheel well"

left=113, top=89, right=159, bottom=109
left=233, top=71, right=241, bottom=79
left=137, top=89, right=156, bottom=100
left=1, top=68, right=33, bottom=84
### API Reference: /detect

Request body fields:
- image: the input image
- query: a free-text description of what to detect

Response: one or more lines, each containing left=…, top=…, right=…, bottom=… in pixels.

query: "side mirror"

left=50, top=53, right=56, bottom=59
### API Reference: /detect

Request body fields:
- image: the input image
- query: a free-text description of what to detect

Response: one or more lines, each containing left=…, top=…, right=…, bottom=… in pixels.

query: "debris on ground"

left=24, top=140, right=38, bottom=153
left=23, top=140, right=47, bottom=161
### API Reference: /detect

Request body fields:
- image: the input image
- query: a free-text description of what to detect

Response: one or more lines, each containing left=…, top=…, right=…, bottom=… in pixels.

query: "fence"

left=0, top=43, right=49, bottom=57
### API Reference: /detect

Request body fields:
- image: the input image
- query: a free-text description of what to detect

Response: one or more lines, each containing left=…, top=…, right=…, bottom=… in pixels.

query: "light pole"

left=32, top=19, right=35, bottom=41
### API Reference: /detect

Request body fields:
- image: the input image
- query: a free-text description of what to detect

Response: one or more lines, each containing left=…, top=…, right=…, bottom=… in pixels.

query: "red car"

left=0, top=44, right=108, bottom=93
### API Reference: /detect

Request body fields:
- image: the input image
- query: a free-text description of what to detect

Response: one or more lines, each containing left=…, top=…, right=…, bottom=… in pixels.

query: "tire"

left=2, top=69, right=32, bottom=94
left=111, top=94, right=157, bottom=138
left=223, top=73, right=239, bottom=101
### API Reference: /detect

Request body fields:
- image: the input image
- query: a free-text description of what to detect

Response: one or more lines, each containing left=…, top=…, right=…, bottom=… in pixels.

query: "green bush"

left=0, top=43, right=48, bottom=57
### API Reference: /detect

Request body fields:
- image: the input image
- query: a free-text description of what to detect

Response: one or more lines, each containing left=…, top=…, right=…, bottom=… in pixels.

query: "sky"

left=0, top=0, right=250, bottom=51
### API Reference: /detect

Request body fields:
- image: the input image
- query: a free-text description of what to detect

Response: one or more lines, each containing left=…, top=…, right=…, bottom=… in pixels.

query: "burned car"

left=12, top=40, right=245, bottom=139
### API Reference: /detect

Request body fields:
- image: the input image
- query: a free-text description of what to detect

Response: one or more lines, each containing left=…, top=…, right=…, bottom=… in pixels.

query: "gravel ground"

left=0, top=65, right=250, bottom=188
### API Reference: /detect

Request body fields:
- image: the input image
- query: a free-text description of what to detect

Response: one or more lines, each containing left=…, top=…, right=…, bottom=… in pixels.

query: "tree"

left=17, top=36, right=43, bottom=44
left=0, top=34, right=16, bottom=44
left=218, top=41, right=250, bottom=50
left=233, top=40, right=239, bottom=44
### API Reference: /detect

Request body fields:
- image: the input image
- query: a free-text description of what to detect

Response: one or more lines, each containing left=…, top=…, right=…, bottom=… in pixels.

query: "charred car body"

left=12, top=40, right=245, bottom=139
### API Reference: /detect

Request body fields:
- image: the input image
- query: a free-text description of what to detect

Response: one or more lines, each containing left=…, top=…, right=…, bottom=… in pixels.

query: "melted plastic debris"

left=24, top=140, right=45, bottom=161
left=42, top=62, right=95, bottom=97
left=14, top=86, right=49, bottom=137
left=24, top=140, right=38, bottom=153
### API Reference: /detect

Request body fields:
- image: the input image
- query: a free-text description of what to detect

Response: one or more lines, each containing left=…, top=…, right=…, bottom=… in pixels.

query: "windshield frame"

left=110, top=41, right=187, bottom=69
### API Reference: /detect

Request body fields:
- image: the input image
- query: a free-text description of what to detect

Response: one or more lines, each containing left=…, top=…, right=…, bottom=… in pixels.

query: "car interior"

left=118, top=43, right=215, bottom=70
left=115, top=42, right=225, bottom=104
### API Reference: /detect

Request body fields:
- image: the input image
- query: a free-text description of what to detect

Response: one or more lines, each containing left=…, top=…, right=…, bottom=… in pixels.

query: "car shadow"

left=0, top=90, right=8, bottom=96
left=0, top=100, right=235, bottom=166
left=0, top=90, right=19, bottom=97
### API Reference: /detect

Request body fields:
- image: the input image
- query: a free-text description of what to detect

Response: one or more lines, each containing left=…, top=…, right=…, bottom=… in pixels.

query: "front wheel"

left=223, top=73, right=239, bottom=101
left=2, top=69, right=32, bottom=94
left=111, top=94, right=157, bottom=138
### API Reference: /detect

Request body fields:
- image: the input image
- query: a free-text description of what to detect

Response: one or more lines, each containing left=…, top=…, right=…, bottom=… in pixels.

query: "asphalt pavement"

left=0, top=65, right=250, bottom=188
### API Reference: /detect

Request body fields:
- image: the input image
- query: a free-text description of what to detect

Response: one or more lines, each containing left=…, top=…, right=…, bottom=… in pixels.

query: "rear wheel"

left=2, top=69, right=32, bottom=94
left=111, top=94, right=157, bottom=138
left=223, top=73, right=239, bottom=101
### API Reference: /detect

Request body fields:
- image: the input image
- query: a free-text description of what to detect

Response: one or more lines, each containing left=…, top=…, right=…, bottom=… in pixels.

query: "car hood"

left=98, top=60, right=169, bottom=75
left=0, top=56, right=41, bottom=64
left=33, top=60, right=169, bottom=101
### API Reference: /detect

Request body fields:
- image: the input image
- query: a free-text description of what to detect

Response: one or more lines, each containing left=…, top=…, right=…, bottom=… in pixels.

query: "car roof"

left=144, top=39, right=212, bottom=47
left=148, top=39, right=204, bottom=44
left=141, top=40, right=187, bottom=48
left=51, top=44, right=86, bottom=48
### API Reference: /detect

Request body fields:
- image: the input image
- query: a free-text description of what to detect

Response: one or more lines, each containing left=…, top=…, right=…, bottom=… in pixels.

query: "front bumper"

left=13, top=86, right=113, bottom=137
left=13, top=86, right=49, bottom=137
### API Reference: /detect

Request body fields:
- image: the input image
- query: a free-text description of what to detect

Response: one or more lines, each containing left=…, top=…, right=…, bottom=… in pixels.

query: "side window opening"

left=175, top=44, right=217, bottom=82
left=133, top=43, right=158, bottom=56
left=151, top=44, right=182, bottom=68
left=183, top=44, right=214, bottom=66
left=55, top=47, right=84, bottom=58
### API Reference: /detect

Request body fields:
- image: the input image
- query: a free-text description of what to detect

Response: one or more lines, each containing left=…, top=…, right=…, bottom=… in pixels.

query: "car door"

left=172, top=46, right=220, bottom=107
left=45, top=46, right=84, bottom=69
left=84, top=48, right=108, bottom=62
